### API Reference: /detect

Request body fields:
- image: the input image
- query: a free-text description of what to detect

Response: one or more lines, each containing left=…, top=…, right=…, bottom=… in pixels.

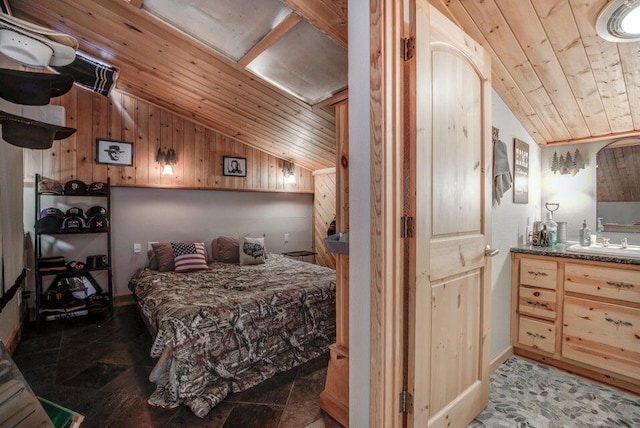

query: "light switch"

left=284, top=233, right=289, bottom=243
left=133, top=243, right=142, bottom=253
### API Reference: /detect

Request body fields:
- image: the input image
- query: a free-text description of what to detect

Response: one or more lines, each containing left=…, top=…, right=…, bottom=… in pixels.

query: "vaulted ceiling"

left=433, top=0, right=640, bottom=147
left=9, top=0, right=347, bottom=172
left=9, top=0, right=640, bottom=173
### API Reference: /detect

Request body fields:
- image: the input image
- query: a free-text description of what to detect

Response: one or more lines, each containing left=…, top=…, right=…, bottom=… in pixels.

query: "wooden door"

left=409, top=2, right=492, bottom=427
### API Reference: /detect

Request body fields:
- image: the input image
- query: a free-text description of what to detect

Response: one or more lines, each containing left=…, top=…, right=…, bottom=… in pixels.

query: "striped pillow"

left=171, top=242, right=209, bottom=273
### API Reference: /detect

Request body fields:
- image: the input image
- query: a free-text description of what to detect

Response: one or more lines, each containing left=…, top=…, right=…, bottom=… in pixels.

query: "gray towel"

left=493, top=140, right=512, bottom=205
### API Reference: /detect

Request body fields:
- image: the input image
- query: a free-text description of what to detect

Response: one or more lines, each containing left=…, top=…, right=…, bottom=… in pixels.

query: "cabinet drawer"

left=565, top=263, right=640, bottom=304
left=520, top=258, right=557, bottom=290
left=518, top=316, right=555, bottom=354
left=563, top=295, right=640, bottom=380
left=519, top=286, right=556, bottom=320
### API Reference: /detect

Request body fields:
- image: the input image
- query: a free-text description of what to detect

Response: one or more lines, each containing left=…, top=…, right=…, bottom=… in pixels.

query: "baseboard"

left=5, top=311, right=28, bottom=355
left=489, top=346, right=513, bottom=374
left=113, top=294, right=135, bottom=307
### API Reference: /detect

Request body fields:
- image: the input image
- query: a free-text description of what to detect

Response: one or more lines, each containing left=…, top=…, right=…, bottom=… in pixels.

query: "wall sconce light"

left=156, top=147, right=177, bottom=176
left=551, top=149, right=586, bottom=176
left=283, top=161, right=296, bottom=183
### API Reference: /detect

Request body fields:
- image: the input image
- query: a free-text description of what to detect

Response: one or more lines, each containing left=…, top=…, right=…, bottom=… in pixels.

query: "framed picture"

left=95, top=139, right=133, bottom=166
left=513, top=138, right=529, bottom=204
left=223, top=156, right=247, bottom=177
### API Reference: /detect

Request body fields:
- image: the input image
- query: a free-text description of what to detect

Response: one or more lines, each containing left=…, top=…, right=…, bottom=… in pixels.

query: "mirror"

left=596, top=138, right=640, bottom=233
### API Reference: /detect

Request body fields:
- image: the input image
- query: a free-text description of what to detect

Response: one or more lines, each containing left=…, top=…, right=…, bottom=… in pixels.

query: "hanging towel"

left=493, top=139, right=512, bottom=205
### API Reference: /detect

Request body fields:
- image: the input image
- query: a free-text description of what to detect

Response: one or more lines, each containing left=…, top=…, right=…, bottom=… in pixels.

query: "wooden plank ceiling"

left=10, top=0, right=640, bottom=166
left=9, top=0, right=348, bottom=172
left=432, top=0, right=640, bottom=146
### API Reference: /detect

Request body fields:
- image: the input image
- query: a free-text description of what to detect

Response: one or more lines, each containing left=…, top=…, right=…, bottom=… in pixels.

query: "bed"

left=128, top=253, right=336, bottom=418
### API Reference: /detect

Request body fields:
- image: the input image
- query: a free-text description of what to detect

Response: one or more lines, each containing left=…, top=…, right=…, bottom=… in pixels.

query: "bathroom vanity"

left=511, top=245, right=640, bottom=394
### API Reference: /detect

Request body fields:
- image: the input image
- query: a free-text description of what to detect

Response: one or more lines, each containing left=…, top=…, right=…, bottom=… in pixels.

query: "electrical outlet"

left=133, top=243, right=142, bottom=253
left=284, top=233, right=289, bottom=243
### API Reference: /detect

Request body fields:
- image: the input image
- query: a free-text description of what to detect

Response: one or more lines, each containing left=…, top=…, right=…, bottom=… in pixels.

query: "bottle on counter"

left=579, top=219, right=591, bottom=247
left=543, top=212, right=558, bottom=247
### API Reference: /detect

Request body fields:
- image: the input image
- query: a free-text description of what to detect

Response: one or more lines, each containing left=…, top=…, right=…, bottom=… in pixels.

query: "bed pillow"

left=216, top=236, right=240, bottom=264
left=153, top=240, right=211, bottom=270
left=147, top=249, right=159, bottom=270
left=239, top=236, right=266, bottom=266
left=171, top=242, right=210, bottom=273
left=151, top=242, right=175, bottom=272
left=211, top=238, right=220, bottom=261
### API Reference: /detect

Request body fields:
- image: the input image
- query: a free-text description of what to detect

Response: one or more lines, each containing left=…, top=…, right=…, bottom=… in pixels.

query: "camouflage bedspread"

left=128, top=254, right=336, bottom=418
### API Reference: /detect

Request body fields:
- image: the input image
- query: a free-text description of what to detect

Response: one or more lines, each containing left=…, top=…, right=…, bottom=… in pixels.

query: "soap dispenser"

left=579, top=219, right=591, bottom=247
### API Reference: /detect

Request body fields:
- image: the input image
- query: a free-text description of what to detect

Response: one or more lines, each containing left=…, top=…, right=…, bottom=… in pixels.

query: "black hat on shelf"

left=87, top=181, right=108, bottom=196
left=0, top=68, right=74, bottom=105
left=35, top=216, right=63, bottom=234
left=88, top=214, right=109, bottom=232
left=61, top=215, right=85, bottom=232
left=65, top=206, right=85, bottom=219
left=63, top=179, right=87, bottom=195
left=86, top=205, right=107, bottom=219
left=0, top=109, right=76, bottom=149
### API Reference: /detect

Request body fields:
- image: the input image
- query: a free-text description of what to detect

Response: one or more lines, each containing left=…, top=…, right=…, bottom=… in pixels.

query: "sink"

left=566, top=243, right=640, bottom=260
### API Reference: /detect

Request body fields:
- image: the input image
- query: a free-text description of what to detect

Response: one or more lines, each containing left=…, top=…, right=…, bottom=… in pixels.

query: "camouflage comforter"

left=128, top=254, right=336, bottom=418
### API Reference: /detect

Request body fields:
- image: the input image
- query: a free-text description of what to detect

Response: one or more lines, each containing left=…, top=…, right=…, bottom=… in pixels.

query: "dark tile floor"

left=12, top=305, right=342, bottom=428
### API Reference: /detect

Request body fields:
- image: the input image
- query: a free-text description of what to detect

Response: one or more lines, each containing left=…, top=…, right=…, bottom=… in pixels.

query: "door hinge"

left=400, top=390, right=414, bottom=413
left=401, top=216, right=414, bottom=238
left=402, top=37, right=415, bottom=61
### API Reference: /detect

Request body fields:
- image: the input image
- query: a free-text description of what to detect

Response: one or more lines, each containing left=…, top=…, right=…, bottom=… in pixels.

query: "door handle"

left=485, top=245, right=499, bottom=257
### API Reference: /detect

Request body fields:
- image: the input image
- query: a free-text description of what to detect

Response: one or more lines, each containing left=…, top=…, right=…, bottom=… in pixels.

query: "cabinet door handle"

left=526, top=331, right=546, bottom=340
left=527, top=270, right=548, bottom=278
left=526, top=300, right=549, bottom=308
left=606, top=280, right=635, bottom=289
left=605, top=317, right=633, bottom=327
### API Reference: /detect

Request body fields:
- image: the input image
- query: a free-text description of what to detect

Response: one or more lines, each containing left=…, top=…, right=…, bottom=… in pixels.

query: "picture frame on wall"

left=513, top=138, right=529, bottom=204
left=95, top=139, right=134, bottom=166
left=222, top=156, right=247, bottom=177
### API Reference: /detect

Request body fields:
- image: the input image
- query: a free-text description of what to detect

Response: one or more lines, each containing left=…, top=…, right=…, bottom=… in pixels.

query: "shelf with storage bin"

left=34, top=173, right=113, bottom=322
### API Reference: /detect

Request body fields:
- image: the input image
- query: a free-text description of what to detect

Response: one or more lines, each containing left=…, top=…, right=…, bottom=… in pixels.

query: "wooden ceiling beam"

left=281, top=0, right=347, bottom=49
left=238, top=12, right=302, bottom=67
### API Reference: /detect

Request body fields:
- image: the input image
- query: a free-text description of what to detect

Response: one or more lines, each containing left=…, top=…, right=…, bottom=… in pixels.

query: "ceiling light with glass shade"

left=596, top=0, right=640, bottom=42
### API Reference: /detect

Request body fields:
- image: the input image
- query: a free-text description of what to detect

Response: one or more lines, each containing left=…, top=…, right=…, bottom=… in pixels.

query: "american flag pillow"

left=171, top=242, right=209, bottom=273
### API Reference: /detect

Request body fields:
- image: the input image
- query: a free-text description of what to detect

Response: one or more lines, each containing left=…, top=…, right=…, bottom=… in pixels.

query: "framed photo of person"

left=96, top=139, right=133, bottom=166
left=223, top=156, right=247, bottom=177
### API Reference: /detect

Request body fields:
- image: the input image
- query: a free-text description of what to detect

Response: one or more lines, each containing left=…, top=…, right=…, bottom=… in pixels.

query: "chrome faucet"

left=621, top=237, right=628, bottom=248
left=602, top=237, right=610, bottom=247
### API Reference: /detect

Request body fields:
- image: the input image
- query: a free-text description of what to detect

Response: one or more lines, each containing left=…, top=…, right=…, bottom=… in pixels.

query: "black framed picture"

left=96, top=138, right=133, bottom=166
left=223, top=156, right=247, bottom=177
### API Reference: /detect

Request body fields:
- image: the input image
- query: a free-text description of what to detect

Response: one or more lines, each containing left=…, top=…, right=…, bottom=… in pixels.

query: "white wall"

left=348, top=0, right=371, bottom=425
left=490, top=91, right=542, bottom=358
left=540, top=140, right=607, bottom=241
left=24, top=187, right=314, bottom=298
left=540, top=141, right=640, bottom=245
left=111, top=188, right=313, bottom=296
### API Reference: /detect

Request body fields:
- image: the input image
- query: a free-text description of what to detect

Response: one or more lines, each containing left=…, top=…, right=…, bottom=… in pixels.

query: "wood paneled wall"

left=24, top=87, right=314, bottom=193
left=313, top=168, right=337, bottom=269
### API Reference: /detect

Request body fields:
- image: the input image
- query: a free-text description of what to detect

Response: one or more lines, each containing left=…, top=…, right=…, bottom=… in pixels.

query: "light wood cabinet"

left=511, top=253, right=640, bottom=394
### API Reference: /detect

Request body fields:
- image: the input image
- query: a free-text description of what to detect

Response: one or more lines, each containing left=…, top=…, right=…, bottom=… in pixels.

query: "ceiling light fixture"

left=156, top=147, right=177, bottom=176
left=596, top=0, right=640, bottom=42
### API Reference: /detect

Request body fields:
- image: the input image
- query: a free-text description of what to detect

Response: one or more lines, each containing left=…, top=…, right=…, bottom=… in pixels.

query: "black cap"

left=0, top=68, right=74, bottom=105
left=0, top=110, right=76, bottom=149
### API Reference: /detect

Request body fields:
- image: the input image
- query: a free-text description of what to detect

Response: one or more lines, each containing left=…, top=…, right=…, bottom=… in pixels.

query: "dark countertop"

left=510, top=243, right=640, bottom=266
